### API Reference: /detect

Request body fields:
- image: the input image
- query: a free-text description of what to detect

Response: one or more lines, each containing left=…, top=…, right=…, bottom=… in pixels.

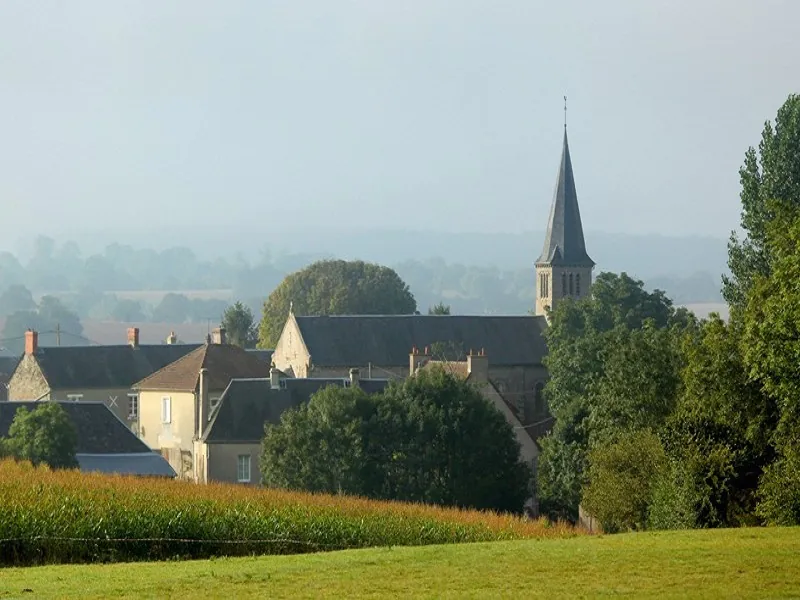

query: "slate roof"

left=28, top=344, right=200, bottom=390
left=537, top=129, right=595, bottom=266
left=203, top=377, right=391, bottom=443
left=134, top=343, right=272, bottom=392
left=246, top=349, right=275, bottom=365
left=293, top=315, right=548, bottom=367
left=0, top=401, right=153, bottom=454
left=76, top=453, right=175, bottom=477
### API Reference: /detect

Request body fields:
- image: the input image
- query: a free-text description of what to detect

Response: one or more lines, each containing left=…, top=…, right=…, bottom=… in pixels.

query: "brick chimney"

left=25, top=330, right=38, bottom=355
left=467, top=348, right=489, bottom=383
left=409, top=346, right=431, bottom=375
left=211, top=326, right=226, bottom=345
left=127, top=327, right=140, bottom=348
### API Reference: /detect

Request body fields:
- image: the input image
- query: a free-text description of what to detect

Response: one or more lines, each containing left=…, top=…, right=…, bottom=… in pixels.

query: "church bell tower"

left=535, top=124, right=595, bottom=317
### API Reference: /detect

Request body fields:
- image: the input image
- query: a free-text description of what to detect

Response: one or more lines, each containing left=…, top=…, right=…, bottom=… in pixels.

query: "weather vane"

left=564, top=96, right=567, bottom=129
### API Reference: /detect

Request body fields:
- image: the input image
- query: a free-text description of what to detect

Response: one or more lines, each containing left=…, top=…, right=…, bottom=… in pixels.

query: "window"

left=66, top=394, right=83, bottom=402
left=128, top=393, right=139, bottom=420
left=237, top=454, right=252, bottom=483
left=561, top=272, right=567, bottom=295
left=576, top=273, right=581, bottom=296
left=544, top=274, right=549, bottom=297
left=161, top=396, right=172, bottom=424
left=569, top=273, right=574, bottom=295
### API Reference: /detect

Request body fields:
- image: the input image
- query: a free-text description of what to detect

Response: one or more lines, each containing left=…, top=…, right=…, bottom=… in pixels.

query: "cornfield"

left=0, top=460, right=581, bottom=566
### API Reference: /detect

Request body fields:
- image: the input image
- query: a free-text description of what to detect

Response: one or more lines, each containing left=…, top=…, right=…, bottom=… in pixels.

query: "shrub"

left=581, top=430, right=667, bottom=533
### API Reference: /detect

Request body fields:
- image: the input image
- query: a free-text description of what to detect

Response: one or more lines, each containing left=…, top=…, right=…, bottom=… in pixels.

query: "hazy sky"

left=1, top=1, right=797, bottom=250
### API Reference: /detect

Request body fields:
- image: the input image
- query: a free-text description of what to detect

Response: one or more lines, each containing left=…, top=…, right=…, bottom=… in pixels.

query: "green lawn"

left=1, top=528, right=798, bottom=599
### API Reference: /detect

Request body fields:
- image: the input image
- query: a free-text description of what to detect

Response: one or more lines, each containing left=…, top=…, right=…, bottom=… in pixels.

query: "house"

left=133, top=328, right=272, bottom=479
left=271, top=313, right=552, bottom=438
left=195, top=368, right=390, bottom=485
left=6, top=328, right=199, bottom=425
left=0, top=401, right=175, bottom=477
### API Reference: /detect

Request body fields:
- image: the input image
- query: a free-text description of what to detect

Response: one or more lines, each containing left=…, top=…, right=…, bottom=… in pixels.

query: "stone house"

left=195, top=369, right=390, bottom=485
left=133, top=329, right=271, bottom=480
left=271, top=313, right=552, bottom=439
left=6, top=328, right=199, bottom=425
left=0, top=401, right=175, bottom=477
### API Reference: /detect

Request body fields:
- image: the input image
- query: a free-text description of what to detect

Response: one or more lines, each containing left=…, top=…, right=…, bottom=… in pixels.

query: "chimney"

left=25, top=330, right=38, bottom=355
left=198, top=367, right=209, bottom=437
left=467, top=349, right=489, bottom=383
left=409, top=345, right=431, bottom=375
left=349, top=368, right=360, bottom=388
left=211, top=327, right=226, bottom=345
left=166, top=331, right=177, bottom=345
left=270, top=367, right=281, bottom=390
left=127, top=327, right=140, bottom=348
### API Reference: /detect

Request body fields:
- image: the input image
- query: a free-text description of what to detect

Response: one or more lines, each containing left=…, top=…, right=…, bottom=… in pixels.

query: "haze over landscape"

left=2, top=1, right=798, bottom=253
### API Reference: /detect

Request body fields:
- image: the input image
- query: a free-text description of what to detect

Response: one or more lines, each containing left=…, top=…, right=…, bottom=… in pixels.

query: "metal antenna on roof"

left=564, top=95, right=567, bottom=129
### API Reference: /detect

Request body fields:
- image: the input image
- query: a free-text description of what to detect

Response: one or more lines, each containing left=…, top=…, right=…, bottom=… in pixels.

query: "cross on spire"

left=564, top=95, right=567, bottom=129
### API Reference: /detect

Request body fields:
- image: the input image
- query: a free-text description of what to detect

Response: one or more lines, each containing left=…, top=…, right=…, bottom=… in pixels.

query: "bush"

left=0, top=460, right=579, bottom=566
left=647, top=461, right=697, bottom=530
left=756, top=444, right=800, bottom=526
left=581, top=430, right=667, bottom=533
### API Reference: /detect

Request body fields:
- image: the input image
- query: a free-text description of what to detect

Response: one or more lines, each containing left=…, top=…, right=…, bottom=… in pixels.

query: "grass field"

left=1, top=528, right=797, bottom=599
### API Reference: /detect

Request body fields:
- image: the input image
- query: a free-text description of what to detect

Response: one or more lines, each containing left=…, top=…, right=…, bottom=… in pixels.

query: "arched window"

left=576, top=273, right=581, bottom=295
left=544, top=274, right=549, bottom=297
left=569, top=273, right=574, bottom=295
left=561, top=272, right=567, bottom=296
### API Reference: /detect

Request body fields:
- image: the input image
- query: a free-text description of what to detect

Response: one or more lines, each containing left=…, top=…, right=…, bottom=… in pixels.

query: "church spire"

left=536, top=128, right=594, bottom=267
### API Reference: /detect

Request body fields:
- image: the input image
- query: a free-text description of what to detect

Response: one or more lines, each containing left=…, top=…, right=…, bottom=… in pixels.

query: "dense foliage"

left=262, top=369, right=532, bottom=514
left=723, top=94, right=800, bottom=310
left=258, top=260, right=417, bottom=348
left=0, top=460, right=577, bottom=566
left=1, top=404, right=78, bottom=469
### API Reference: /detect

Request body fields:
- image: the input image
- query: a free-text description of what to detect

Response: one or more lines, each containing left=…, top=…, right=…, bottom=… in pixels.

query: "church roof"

left=537, top=129, right=594, bottom=267
left=292, top=314, right=548, bottom=368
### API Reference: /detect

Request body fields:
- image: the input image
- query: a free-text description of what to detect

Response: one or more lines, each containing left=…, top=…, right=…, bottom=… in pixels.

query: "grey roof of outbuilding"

left=28, top=344, right=200, bottom=390
left=293, top=315, right=548, bottom=367
left=203, top=377, right=391, bottom=443
left=0, top=401, right=153, bottom=454
left=76, top=453, right=176, bottom=477
left=537, top=130, right=594, bottom=266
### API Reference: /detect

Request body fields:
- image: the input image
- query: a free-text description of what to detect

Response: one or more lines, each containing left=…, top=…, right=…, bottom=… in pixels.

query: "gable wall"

left=272, top=317, right=311, bottom=377
left=7, top=355, right=50, bottom=401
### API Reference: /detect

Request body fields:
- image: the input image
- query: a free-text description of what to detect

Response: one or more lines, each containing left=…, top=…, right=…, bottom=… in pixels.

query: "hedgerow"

left=0, top=460, right=580, bottom=566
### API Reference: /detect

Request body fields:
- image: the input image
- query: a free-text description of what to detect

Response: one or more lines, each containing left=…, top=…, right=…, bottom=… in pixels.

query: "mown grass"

left=2, top=528, right=798, bottom=599
left=0, top=460, right=578, bottom=566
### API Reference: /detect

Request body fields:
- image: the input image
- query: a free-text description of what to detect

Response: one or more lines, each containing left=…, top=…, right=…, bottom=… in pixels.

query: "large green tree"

left=537, top=272, right=693, bottom=521
left=662, top=315, right=775, bottom=527
left=258, top=260, right=416, bottom=348
left=2, top=403, right=78, bottom=469
left=741, top=201, right=800, bottom=524
left=262, top=368, right=531, bottom=513
left=723, top=94, right=800, bottom=310
left=221, top=301, right=257, bottom=348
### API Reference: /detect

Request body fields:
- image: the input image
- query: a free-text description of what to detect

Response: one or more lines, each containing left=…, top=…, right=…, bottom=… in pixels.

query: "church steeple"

left=537, top=129, right=594, bottom=267
left=535, top=125, right=594, bottom=317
